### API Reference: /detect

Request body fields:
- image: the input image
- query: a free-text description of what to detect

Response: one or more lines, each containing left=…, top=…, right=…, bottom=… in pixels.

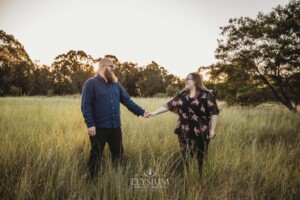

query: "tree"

left=164, top=74, right=185, bottom=95
left=29, top=64, right=53, bottom=95
left=96, top=55, right=141, bottom=96
left=96, top=56, right=184, bottom=97
left=207, top=0, right=300, bottom=112
left=200, top=63, right=277, bottom=105
left=137, top=61, right=168, bottom=97
left=0, top=30, right=34, bottom=96
left=166, top=85, right=180, bottom=97
left=0, top=29, right=186, bottom=97
left=114, top=62, right=142, bottom=96
left=51, top=50, right=95, bottom=95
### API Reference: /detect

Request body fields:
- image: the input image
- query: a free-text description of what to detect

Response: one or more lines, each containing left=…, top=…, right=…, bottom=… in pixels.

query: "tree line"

left=0, top=0, right=299, bottom=112
left=0, top=30, right=185, bottom=97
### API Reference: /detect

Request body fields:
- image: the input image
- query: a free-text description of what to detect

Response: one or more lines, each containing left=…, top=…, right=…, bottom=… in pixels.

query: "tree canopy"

left=203, top=0, right=300, bottom=112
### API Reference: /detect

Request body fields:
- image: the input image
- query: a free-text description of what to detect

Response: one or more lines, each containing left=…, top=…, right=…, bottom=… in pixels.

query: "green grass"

left=0, top=97, right=299, bottom=200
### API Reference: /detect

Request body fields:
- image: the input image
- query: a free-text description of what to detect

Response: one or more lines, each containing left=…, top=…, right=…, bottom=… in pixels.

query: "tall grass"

left=0, top=97, right=299, bottom=199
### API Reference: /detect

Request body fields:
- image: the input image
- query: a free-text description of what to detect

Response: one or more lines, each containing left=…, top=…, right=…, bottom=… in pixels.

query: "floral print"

left=164, top=90, right=220, bottom=137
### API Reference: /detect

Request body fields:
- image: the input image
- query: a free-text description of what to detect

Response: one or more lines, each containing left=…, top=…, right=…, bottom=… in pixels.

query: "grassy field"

left=0, top=96, right=299, bottom=200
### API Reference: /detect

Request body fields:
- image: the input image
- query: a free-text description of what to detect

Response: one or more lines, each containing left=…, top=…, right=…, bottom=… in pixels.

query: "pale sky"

left=0, top=0, right=288, bottom=78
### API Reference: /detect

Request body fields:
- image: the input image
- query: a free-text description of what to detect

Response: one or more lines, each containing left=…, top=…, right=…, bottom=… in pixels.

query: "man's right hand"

left=88, top=126, right=96, bottom=136
left=143, top=110, right=150, bottom=118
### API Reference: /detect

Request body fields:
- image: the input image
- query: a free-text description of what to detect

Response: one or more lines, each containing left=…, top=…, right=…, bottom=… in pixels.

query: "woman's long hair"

left=183, top=72, right=211, bottom=98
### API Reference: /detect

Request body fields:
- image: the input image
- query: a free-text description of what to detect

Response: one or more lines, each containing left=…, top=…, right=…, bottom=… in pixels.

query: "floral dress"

left=164, top=90, right=220, bottom=138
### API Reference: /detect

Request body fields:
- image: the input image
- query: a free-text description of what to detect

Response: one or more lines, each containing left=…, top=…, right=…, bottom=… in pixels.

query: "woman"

left=148, top=72, right=220, bottom=174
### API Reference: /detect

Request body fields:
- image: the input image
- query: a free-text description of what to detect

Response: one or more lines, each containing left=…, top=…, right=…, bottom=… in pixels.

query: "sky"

left=0, top=0, right=288, bottom=78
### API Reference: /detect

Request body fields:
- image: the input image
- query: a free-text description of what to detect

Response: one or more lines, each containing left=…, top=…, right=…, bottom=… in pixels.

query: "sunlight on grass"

left=0, top=97, right=299, bottom=199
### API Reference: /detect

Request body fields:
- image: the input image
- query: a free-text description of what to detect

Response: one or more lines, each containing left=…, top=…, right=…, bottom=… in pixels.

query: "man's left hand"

left=143, top=110, right=150, bottom=118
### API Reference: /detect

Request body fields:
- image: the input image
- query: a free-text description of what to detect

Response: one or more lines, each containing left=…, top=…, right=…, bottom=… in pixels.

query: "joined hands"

left=143, top=110, right=156, bottom=118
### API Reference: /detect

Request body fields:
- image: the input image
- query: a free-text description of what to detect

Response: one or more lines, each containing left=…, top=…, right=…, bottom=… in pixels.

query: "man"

left=81, top=58, right=149, bottom=178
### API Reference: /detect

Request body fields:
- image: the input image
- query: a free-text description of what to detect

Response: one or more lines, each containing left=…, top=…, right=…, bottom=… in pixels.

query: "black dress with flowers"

left=164, top=90, right=220, bottom=138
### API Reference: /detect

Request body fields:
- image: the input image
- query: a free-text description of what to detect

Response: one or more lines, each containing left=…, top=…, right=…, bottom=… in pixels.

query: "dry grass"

left=0, top=96, right=299, bottom=199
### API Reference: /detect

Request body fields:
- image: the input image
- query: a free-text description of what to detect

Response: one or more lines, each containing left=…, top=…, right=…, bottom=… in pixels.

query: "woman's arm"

left=149, top=106, right=169, bottom=117
left=209, top=115, right=218, bottom=138
left=149, top=92, right=182, bottom=117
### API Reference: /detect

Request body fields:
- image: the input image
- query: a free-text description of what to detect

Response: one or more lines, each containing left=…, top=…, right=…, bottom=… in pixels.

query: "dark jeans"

left=178, top=133, right=210, bottom=174
left=88, top=127, right=123, bottom=177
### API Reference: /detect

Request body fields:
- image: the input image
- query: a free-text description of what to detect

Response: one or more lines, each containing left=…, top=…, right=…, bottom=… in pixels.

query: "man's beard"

left=104, top=68, right=118, bottom=84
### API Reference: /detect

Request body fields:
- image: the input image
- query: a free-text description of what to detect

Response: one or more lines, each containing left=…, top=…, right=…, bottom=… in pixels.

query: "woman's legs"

left=178, top=133, right=210, bottom=175
left=178, top=134, right=190, bottom=170
left=194, top=134, right=209, bottom=174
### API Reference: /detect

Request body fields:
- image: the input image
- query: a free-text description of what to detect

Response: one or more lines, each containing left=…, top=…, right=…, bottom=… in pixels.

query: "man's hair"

left=97, top=58, right=115, bottom=73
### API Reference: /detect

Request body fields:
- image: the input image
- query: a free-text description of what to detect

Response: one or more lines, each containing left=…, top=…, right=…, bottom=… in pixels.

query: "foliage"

left=0, top=30, right=184, bottom=97
left=203, top=0, right=300, bottom=112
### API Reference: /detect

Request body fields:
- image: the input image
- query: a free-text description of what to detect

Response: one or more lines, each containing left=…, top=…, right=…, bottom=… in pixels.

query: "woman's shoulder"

left=199, top=90, right=216, bottom=99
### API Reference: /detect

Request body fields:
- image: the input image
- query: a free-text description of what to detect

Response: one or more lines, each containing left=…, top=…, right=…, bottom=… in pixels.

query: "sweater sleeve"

left=206, top=92, right=220, bottom=116
left=81, top=80, right=95, bottom=128
left=119, top=83, right=145, bottom=116
left=163, top=92, right=182, bottom=113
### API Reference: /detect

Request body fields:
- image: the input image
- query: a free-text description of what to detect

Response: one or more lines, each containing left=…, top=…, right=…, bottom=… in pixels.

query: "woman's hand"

left=147, top=106, right=169, bottom=118
left=209, top=115, right=218, bottom=139
left=208, top=129, right=216, bottom=139
left=147, top=111, right=157, bottom=118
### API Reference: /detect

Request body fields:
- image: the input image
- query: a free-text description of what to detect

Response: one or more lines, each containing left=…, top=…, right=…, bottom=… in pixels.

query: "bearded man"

left=81, top=58, right=149, bottom=178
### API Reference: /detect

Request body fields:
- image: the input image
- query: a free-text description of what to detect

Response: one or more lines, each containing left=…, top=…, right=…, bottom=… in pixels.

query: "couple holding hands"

left=81, top=58, right=219, bottom=178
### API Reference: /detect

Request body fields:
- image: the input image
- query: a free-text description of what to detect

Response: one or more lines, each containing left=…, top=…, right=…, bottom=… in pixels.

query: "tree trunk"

left=284, top=101, right=298, bottom=113
left=255, top=70, right=298, bottom=113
